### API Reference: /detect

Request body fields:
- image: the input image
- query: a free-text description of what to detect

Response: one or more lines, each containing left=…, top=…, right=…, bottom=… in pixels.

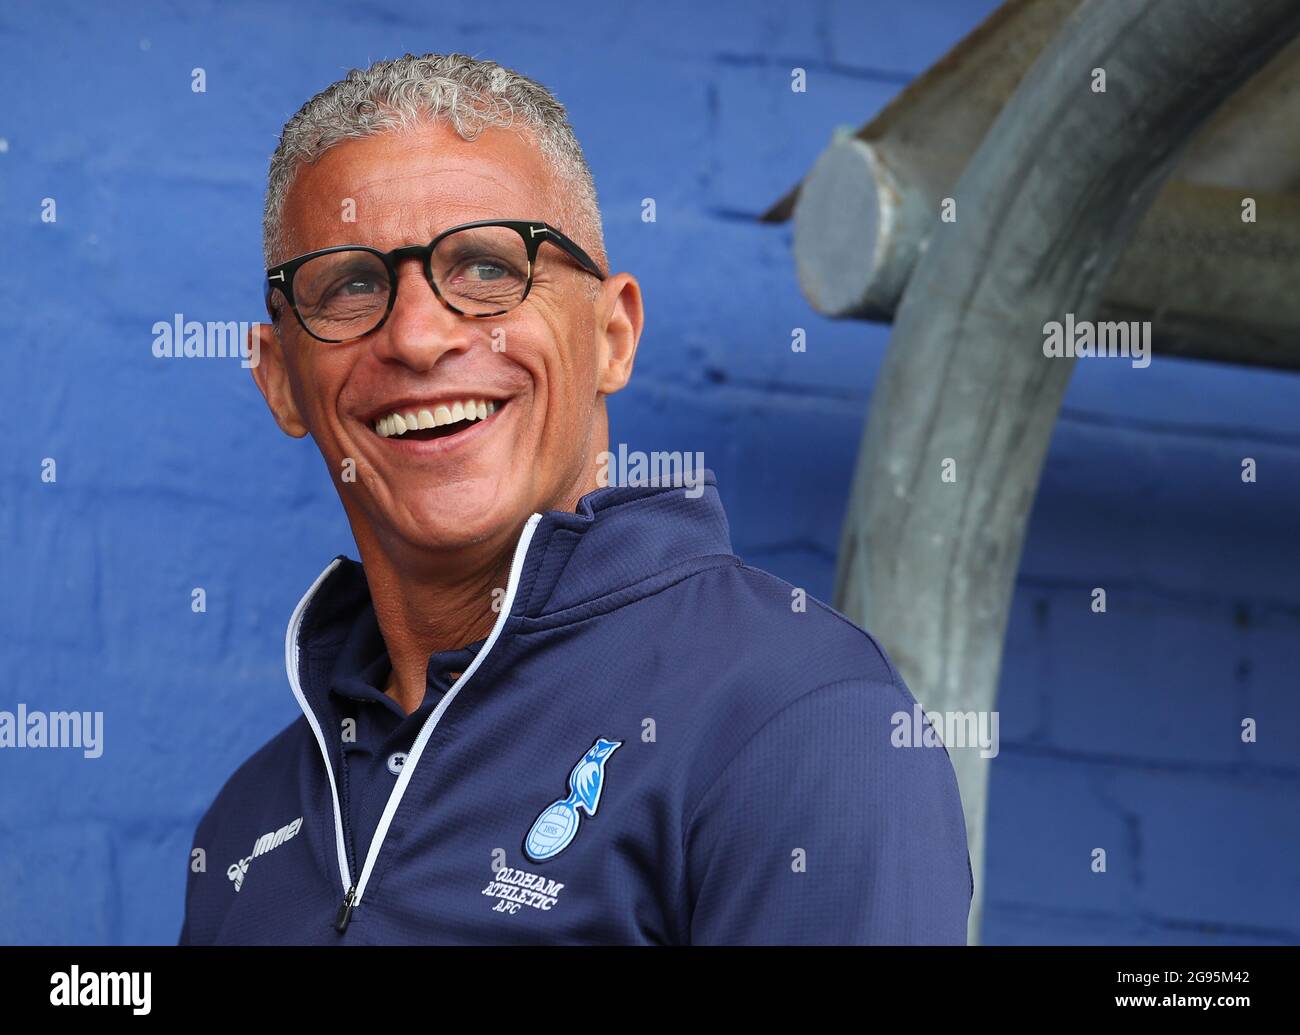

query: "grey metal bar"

left=833, top=0, right=1300, bottom=944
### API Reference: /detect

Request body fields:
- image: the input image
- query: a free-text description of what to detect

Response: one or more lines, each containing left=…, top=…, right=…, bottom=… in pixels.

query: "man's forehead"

left=280, top=122, right=555, bottom=253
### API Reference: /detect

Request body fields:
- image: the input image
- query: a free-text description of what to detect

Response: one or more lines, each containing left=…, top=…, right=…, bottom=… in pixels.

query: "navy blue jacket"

left=179, top=474, right=972, bottom=944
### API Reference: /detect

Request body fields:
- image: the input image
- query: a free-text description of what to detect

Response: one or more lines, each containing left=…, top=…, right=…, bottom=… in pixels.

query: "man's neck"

left=361, top=535, right=514, bottom=715
left=352, top=475, right=601, bottom=715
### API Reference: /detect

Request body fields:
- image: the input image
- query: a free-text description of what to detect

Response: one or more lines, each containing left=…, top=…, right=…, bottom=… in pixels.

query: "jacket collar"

left=510, top=469, right=732, bottom=619
left=287, top=470, right=734, bottom=710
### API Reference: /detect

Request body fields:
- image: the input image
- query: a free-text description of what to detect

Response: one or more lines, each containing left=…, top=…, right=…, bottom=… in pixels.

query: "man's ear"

left=594, top=272, right=644, bottom=396
left=248, top=320, right=309, bottom=438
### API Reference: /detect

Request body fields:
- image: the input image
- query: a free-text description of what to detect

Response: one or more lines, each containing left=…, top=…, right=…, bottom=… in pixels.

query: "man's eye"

left=465, top=260, right=509, bottom=281
left=338, top=276, right=380, bottom=296
left=313, top=274, right=385, bottom=308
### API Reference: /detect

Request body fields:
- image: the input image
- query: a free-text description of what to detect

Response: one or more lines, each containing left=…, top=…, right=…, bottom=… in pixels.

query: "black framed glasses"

left=265, top=218, right=607, bottom=343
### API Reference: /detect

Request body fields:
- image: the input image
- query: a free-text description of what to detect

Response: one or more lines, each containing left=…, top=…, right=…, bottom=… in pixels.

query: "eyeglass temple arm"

left=544, top=228, right=607, bottom=280
left=263, top=261, right=296, bottom=317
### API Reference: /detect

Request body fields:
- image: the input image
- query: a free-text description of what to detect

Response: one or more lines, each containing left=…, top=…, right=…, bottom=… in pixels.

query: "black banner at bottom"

left=0, top=944, right=1291, bottom=1021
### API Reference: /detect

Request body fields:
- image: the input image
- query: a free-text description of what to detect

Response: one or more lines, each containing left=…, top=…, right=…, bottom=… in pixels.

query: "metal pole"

left=833, top=0, right=1300, bottom=944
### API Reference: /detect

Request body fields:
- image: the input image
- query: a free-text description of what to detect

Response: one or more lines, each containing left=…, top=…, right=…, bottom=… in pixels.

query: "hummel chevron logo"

left=226, top=816, right=303, bottom=892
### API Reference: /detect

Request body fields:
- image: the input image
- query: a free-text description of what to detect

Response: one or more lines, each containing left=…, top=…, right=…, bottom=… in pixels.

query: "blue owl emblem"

left=524, top=738, right=622, bottom=862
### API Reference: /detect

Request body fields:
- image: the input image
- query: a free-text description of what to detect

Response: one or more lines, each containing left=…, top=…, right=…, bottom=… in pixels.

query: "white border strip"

left=283, top=557, right=352, bottom=894
left=352, top=512, right=544, bottom=908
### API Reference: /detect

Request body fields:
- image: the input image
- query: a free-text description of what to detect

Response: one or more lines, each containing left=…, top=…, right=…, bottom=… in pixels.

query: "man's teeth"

left=374, top=399, right=497, bottom=438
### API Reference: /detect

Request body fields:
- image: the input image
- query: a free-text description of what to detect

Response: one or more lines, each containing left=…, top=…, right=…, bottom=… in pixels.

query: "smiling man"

left=178, top=53, right=973, bottom=945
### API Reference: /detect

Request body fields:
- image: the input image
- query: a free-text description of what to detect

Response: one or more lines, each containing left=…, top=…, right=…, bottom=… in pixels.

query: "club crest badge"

left=523, top=738, right=622, bottom=862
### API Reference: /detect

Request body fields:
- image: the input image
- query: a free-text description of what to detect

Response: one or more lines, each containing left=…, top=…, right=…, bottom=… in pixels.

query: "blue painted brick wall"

left=1, top=0, right=1296, bottom=944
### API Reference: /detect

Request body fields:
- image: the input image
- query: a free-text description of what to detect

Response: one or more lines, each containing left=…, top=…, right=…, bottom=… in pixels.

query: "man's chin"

left=380, top=502, right=523, bottom=555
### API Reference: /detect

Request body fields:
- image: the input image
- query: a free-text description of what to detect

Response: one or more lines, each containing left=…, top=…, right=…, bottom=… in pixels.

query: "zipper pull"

left=335, top=884, right=358, bottom=932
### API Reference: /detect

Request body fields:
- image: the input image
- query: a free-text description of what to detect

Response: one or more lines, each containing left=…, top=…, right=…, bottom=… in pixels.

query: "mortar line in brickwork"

left=1058, top=405, right=1300, bottom=450
left=634, top=373, right=868, bottom=407
left=712, top=51, right=914, bottom=84
left=1013, top=575, right=1300, bottom=624
left=994, top=741, right=1300, bottom=785
left=985, top=900, right=1300, bottom=944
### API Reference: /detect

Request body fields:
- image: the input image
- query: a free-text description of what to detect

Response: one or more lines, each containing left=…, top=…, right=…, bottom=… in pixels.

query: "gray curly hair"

left=262, top=52, right=606, bottom=293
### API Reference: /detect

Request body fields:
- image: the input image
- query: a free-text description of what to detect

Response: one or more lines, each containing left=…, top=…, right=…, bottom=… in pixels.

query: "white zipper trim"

left=284, top=556, right=352, bottom=894
left=352, top=511, right=542, bottom=908
left=285, top=514, right=545, bottom=917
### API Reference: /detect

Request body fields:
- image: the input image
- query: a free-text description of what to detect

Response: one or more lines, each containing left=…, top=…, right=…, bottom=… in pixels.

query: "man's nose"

left=369, top=259, right=474, bottom=370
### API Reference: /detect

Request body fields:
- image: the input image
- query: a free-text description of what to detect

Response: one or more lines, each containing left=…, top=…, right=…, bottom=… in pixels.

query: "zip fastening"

left=285, top=513, right=545, bottom=933
left=335, top=883, right=358, bottom=932
left=284, top=557, right=352, bottom=897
